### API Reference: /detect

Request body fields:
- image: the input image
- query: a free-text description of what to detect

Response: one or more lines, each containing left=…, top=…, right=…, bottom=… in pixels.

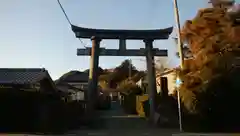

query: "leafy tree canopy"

left=179, top=7, right=240, bottom=115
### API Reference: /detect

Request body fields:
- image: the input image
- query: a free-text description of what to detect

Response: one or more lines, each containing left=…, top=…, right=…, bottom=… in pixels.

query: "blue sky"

left=0, top=0, right=208, bottom=79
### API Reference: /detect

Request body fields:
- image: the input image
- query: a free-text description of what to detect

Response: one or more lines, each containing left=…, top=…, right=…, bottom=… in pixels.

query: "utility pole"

left=173, top=0, right=183, bottom=132
left=173, top=0, right=184, bottom=69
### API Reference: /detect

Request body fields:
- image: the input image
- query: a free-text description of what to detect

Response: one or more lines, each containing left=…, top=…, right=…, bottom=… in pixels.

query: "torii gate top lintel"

left=71, top=25, right=173, bottom=40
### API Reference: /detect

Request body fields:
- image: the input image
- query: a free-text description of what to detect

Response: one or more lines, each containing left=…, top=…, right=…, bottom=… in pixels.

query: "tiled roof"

left=0, top=68, right=50, bottom=85
left=57, top=71, right=89, bottom=83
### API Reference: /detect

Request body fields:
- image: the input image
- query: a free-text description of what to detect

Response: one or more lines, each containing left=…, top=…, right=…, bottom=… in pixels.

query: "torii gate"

left=71, top=25, right=173, bottom=125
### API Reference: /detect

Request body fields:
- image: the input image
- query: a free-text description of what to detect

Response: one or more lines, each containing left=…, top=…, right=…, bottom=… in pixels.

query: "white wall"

left=162, top=72, right=176, bottom=95
left=155, top=71, right=176, bottom=95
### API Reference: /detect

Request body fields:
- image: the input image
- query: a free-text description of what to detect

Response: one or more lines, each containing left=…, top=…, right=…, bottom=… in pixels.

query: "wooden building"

left=56, top=71, right=89, bottom=100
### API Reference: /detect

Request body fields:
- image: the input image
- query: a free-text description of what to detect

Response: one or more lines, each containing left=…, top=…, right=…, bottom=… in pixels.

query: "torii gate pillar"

left=144, top=39, right=157, bottom=125
left=86, top=36, right=101, bottom=117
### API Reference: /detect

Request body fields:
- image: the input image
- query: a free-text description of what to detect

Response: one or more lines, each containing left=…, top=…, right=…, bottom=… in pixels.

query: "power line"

left=78, top=39, right=87, bottom=48
left=57, top=0, right=87, bottom=48
left=57, top=0, right=71, bottom=25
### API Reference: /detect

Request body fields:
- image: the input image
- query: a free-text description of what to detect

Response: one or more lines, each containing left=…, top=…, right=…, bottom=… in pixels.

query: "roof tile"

left=0, top=68, right=48, bottom=84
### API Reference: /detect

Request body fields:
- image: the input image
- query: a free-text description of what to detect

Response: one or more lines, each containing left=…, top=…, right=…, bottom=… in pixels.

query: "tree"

left=173, top=37, right=193, bottom=59
left=99, top=59, right=141, bottom=93
left=83, top=67, right=104, bottom=74
left=99, top=59, right=137, bottom=83
left=178, top=6, right=240, bottom=131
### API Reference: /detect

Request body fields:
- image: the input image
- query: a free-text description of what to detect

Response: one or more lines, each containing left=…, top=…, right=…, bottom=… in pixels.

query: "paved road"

left=63, top=101, right=240, bottom=136
left=64, top=101, right=179, bottom=136
left=5, top=101, right=239, bottom=136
